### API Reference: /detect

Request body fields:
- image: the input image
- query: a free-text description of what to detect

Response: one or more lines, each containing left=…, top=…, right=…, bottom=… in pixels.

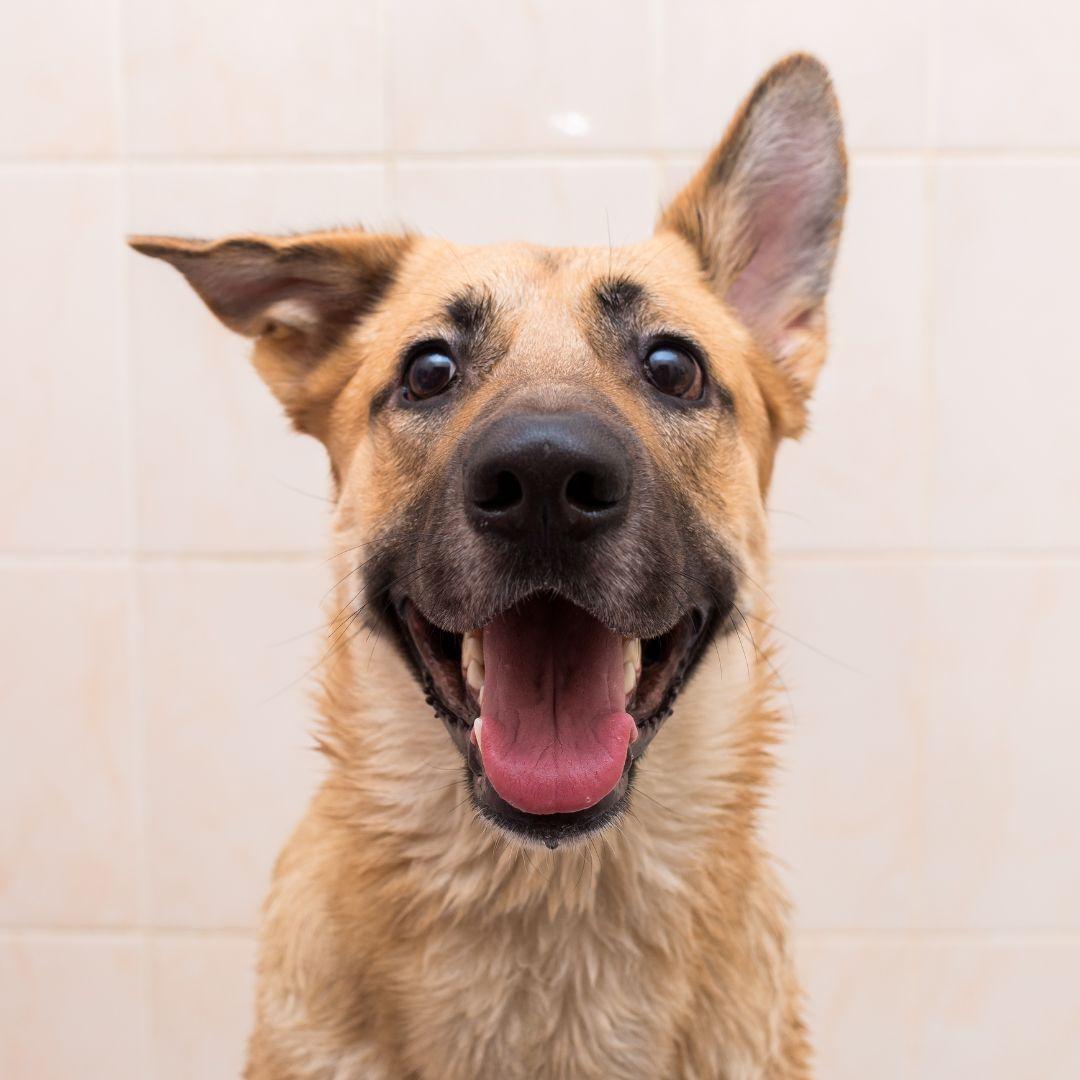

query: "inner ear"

left=658, top=53, right=847, bottom=399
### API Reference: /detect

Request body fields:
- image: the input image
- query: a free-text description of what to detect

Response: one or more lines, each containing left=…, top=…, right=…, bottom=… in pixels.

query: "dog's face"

left=133, top=55, right=845, bottom=848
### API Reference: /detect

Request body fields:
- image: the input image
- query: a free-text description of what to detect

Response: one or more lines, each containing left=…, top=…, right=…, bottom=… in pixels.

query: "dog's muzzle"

left=372, top=400, right=734, bottom=846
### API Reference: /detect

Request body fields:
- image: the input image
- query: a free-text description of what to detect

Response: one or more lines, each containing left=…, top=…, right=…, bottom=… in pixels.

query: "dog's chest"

left=396, top=906, right=688, bottom=1080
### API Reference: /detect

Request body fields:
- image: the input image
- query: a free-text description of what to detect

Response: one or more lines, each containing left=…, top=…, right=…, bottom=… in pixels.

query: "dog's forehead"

left=361, top=232, right=766, bottom=414
left=398, top=235, right=703, bottom=323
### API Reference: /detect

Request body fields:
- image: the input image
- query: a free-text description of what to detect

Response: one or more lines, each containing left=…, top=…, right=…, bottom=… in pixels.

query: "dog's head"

left=133, top=55, right=845, bottom=848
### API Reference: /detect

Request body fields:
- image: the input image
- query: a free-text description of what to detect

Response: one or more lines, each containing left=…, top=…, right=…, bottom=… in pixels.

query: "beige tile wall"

left=2, top=1, right=1078, bottom=1076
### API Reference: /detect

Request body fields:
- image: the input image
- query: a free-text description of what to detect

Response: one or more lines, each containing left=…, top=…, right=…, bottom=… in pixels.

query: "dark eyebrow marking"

left=445, top=288, right=496, bottom=345
left=369, top=285, right=503, bottom=424
left=593, top=275, right=648, bottom=337
left=592, top=277, right=735, bottom=413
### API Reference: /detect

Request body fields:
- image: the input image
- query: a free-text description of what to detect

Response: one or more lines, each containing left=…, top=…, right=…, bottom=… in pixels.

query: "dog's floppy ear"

left=658, top=54, right=846, bottom=404
left=128, top=230, right=412, bottom=432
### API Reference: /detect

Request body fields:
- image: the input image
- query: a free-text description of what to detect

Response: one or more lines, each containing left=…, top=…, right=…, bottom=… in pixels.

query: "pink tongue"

left=479, top=596, right=635, bottom=816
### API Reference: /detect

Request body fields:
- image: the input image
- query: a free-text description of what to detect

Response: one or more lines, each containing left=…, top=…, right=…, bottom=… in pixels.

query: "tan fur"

left=245, top=626, right=806, bottom=1080
left=132, top=54, right=846, bottom=1079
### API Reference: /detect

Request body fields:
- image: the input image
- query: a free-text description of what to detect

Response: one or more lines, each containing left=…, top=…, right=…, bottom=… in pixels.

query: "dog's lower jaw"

left=244, top=622, right=811, bottom=1080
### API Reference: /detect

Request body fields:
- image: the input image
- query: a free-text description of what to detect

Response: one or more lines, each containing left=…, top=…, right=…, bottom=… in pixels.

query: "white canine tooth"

left=473, top=716, right=484, bottom=754
left=623, top=637, right=641, bottom=672
left=623, top=660, right=638, bottom=698
left=461, top=631, right=484, bottom=670
left=466, top=659, right=485, bottom=694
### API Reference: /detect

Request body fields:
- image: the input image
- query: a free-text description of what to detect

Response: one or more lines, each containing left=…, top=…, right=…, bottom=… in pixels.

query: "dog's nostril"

left=464, top=411, right=632, bottom=540
left=565, top=470, right=619, bottom=513
left=475, top=469, right=524, bottom=513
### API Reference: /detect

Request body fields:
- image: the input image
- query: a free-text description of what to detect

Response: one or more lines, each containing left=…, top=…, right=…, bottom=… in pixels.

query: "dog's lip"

left=394, top=586, right=690, bottom=644
left=392, top=590, right=713, bottom=842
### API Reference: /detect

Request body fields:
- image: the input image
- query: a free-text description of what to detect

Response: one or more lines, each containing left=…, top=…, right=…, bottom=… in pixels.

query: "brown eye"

left=404, top=348, right=457, bottom=400
left=643, top=344, right=702, bottom=400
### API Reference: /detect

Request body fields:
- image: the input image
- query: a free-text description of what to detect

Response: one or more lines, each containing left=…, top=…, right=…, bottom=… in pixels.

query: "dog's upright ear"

left=129, top=230, right=412, bottom=434
left=659, top=54, right=846, bottom=417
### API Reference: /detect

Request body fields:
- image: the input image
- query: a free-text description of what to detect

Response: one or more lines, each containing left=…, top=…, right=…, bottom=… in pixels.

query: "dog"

left=132, top=52, right=846, bottom=1080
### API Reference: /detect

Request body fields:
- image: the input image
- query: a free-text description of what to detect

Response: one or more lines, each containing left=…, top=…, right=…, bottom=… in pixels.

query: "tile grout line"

left=910, top=0, right=943, bottom=942
left=0, top=926, right=257, bottom=942
left=379, top=0, right=399, bottom=220
left=1, top=147, right=1079, bottom=172
left=1, top=548, right=1079, bottom=570
left=795, top=928, right=1080, bottom=947
left=7, top=924, right=1080, bottom=946
left=648, top=0, right=666, bottom=222
left=773, top=548, right=1080, bottom=564
left=922, top=0, right=941, bottom=551
left=0, top=551, right=326, bottom=566
left=110, top=1, right=156, bottom=1072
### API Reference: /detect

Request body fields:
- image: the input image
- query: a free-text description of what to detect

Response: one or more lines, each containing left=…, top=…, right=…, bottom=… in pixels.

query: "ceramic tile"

left=939, top=1, right=1080, bottom=148
left=140, top=564, right=324, bottom=928
left=395, top=160, right=658, bottom=246
left=390, top=0, right=654, bottom=151
left=0, top=172, right=126, bottom=552
left=0, top=2, right=118, bottom=158
left=0, top=937, right=143, bottom=1079
left=659, top=0, right=929, bottom=151
left=149, top=936, right=256, bottom=1079
left=909, top=942, right=1080, bottom=1078
left=799, top=941, right=918, bottom=1079
left=932, top=162, right=1080, bottom=547
left=125, top=0, right=383, bottom=156
left=922, top=562, right=1080, bottom=929
left=767, top=561, right=926, bottom=929
left=0, top=569, right=138, bottom=926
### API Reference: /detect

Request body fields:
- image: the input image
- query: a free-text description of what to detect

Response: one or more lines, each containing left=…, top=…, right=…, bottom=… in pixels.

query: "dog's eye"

left=404, top=348, right=457, bottom=400
left=643, top=344, right=702, bottom=400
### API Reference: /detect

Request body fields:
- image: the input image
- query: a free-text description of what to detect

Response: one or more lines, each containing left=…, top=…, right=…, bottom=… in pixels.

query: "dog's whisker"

left=634, top=787, right=686, bottom=821
left=327, top=562, right=427, bottom=644
left=262, top=565, right=430, bottom=706
left=275, top=478, right=335, bottom=504
left=730, top=602, right=798, bottom=721
left=419, top=759, right=464, bottom=773
left=730, top=564, right=778, bottom=609
left=420, top=779, right=469, bottom=797
left=744, top=611, right=860, bottom=673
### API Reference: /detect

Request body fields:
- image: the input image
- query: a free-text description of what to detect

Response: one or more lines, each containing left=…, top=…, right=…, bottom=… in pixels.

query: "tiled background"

left=2, top=1, right=1079, bottom=1076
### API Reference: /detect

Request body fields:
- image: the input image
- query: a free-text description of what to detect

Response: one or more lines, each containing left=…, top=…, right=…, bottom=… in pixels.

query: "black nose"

left=464, top=411, right=632, bottom=542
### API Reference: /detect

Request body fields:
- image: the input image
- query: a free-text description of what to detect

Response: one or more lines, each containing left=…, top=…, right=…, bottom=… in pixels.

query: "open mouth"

left=397, top=592, right=711, bottom=847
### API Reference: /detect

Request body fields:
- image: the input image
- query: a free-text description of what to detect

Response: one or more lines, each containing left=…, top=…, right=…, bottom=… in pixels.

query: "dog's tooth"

left=623, top=660, right=638, bottom=698
left=623, top=637, right=641, bottom=671
left=466, top=659, right=485, bottom=694
left=472, top=716, right=484, bottom=754
left=461, top=631, right=483, bottom=670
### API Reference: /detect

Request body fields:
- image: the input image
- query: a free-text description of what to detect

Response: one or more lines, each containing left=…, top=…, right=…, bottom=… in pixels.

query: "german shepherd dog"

left=133, top=53, right=846, bottom=1080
